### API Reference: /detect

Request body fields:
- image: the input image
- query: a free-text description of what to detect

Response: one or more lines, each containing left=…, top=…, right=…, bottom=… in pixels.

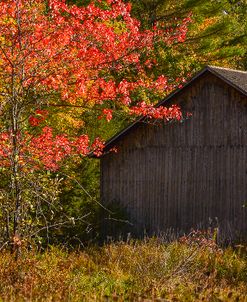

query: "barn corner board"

left=98, top=65, right=247, bottom=243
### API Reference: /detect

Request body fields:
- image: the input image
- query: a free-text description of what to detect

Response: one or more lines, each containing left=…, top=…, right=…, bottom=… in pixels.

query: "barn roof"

left=203, top=66, right=247, bottom=95
left=98, top=65, right=247, bottom=156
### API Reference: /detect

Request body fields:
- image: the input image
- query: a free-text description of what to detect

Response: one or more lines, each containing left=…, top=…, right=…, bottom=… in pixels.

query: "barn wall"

left=101, top=73, right=247, bottom=241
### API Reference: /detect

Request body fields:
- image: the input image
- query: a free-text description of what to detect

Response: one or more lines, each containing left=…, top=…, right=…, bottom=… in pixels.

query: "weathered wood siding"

left=101, top=73, right=247, bottom=241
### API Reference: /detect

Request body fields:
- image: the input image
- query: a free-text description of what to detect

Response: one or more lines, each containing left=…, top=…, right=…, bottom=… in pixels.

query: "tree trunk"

left=10, top=102, right=22, bottom=259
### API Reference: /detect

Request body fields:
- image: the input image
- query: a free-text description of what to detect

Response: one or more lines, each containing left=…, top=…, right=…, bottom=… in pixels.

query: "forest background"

left=0, top=0, right=246, bottom=249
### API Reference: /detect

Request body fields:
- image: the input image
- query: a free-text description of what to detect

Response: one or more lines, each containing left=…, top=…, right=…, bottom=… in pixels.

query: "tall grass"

left=0, top=239, right=246, bottom=301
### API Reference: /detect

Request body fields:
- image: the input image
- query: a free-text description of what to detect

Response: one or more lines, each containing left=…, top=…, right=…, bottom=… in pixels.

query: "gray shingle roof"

left=207, top=66, right=247, bottom=95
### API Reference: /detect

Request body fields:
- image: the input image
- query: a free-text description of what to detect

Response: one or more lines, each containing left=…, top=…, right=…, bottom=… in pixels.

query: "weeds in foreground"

left=0, top=238, right=246, bottom=301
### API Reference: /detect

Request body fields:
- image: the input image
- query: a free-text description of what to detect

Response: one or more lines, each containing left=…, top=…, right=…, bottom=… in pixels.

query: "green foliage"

left=128, top=0, right=245, bottom=80
left=0, top=240, right=246, bottom=301
left=47, top=158, right=102, bottom=246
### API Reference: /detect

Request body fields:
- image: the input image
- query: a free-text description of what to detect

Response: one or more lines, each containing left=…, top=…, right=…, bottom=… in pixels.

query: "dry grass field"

left=0, top=237, right=246, bottom=301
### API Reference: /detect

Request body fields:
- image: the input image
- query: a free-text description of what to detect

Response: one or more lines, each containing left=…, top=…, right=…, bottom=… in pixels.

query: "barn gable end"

left=100, top=67, right=247, bottom=242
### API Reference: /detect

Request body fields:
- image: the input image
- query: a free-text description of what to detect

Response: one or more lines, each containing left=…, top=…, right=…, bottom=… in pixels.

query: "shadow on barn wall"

left=100, top=200, right=246, bottom=245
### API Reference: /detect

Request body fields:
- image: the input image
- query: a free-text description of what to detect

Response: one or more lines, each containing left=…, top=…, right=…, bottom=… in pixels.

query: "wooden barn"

left=98, top=66, right=247, bottom=242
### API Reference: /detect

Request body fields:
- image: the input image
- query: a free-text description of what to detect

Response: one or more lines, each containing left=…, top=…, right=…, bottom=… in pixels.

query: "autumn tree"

left=0, top=0, right=189, bottom=253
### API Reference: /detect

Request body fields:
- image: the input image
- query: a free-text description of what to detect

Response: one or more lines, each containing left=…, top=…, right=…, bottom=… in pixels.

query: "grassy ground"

left=0, top=238, right=246, bottom=301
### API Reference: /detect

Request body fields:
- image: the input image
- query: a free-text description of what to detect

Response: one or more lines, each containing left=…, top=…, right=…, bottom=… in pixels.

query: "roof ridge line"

left=207, top=65, right=247, bottom=74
